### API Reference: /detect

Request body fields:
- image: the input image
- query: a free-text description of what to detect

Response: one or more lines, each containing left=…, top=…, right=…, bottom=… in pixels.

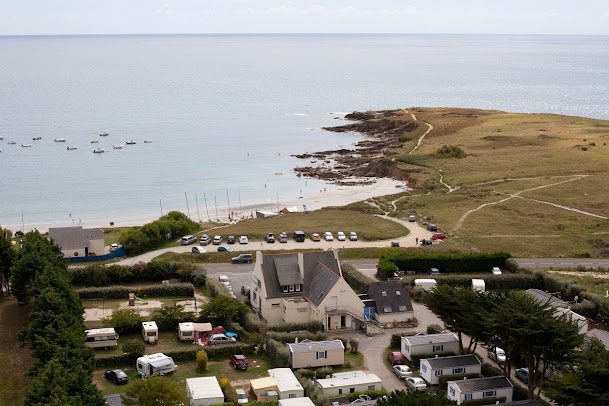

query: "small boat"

left=125, top=140, right=137, bottom=145
left=93, top=148, right=105, bottom=154
left=99, top=132, right=109, bottom=137
left=8, top=140, right=16, bottom=145
left=67, top=146, right=78, bottom=150
left=54, top=138, right=66, bottom=142
left=22, top=143, right=33, bottom=147
left=90, top=140, right=99, bottom=144
left=143, top=140, right=153, bottom=143
left=32, top=136, right=42, bottom=140
left=112, top=144, right=123, bottom=149
left=0, top=136, right=4, bottom=140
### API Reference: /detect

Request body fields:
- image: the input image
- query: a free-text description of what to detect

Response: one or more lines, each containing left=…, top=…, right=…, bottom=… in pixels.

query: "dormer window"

left=381, top=291, right=387, bottom=296
left=295, top=284, right=302, bottom=292
left=289, top=285, right=295, bottom=292
left=396, top=291, right=401, bottom=295
left=282, top=285, right=289, bottom=293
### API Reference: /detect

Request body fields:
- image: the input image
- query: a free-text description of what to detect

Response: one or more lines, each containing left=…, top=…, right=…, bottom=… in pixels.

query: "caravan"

left=85, top=328, right=119, bottom=349
left=142, top=321, right=159, bottom=344
left=136, top=353, right=177, bottom=377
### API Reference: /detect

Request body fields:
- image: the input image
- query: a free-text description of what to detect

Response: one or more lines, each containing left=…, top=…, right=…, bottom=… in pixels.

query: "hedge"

left=77, top=283, right=195, bottom=299
left=481, top=362, right=503, bottom=377
left=346, top=389, right=387, bottom=401
left=267, top=331, right=328, bottom=344
left=266, top=338, right=290, bottom=368
left=268, top=321, right=324, bottom=333
left=341, top=263, right=375, bottom=293
left=438, top=373, right=481, bottom=387
left=377, top=252, right=511, bottom=278
left=462, top=397, right=506, bottom=406
left=403, top=273, right=544, bottom=291
left=248, top=401, right=279, bottom=406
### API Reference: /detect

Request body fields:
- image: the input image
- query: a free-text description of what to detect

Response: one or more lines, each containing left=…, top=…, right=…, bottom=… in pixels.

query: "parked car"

left=349, top=231, right=358, bottom=241
left=426, top=224, right=438, bottom=232
left=219, top=275, right=230, bottom=286
left=393, top=365, right=413, bottom=379
left=420, top=238, right=433, bottom=245
left=278, top=232, right=288, bottom=243
left=428, top=268, right=440, bottom=275
left=208, top=334, right=237, bottom=345
left=218, top=246, right=232, bottom=252
left=488, top=347, right=506, bottom=364
left=324, top=231, right=334, bottom=241
left=405, top=377, right=427, bottom=391
left=239, top=236, right=249, bottom=244
left=491, top=267, right=502, bottom=275
left=181, top=235, right=196, bottom=245
left=431, top=233, right=447, bottom=240
left=104, top=369, right=128, bottom=385
left=110, top=243, right=120, bottom=252
left=293, top=231, right=305, bottom=242
left=230, top=354, right=248, bottom=370
left=337, top=231, right=346, bottom=241
left=213, top=235, right=222, bottom=245
left=227, top=235, right=236, bottom=244
left=311, top=233, right=321, bottom=242
left=232, top=254, right=254, bottom=264
left=236, top=388, right=249, bottom=404
left=515, top=368, right=529, bottom=383
left=408, top=215, right=416, bottom=222
left=387, top=351, right=407, bottom=366
left=391, top=241, right=400, bottom=247
left=191, top=246, right=206, bottom=254
left=265, top=233, right=275, bottom=243
left=200, top=234, right=212, bottom=246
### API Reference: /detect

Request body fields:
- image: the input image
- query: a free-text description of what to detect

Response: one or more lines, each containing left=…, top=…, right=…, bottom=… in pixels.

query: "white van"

left=181, top=235, right=196, bottom=245
left=84, top=328, right=119, bottom=349
left=413, top=279, right=437, bottom=291
left=136, top=353, right=177, bottom=377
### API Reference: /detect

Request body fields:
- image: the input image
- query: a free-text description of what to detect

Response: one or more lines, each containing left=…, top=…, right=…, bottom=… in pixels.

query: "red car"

left=431, top=233, right=448, bottom=240
left=387, top=351, right=407, bottom=366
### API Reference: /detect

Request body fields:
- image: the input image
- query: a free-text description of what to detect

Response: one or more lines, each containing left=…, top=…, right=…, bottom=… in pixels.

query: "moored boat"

left=93, top=148, right=105, bottom=153
left=99, top=132, right=109, bottom=136
left=126, top=140, right=137, bottom=145
left=8, top=140, right=16, bottom=145
left=54, top=138, right=66, bottom=142
left=90, top=140, right=99, bottom=143
left=32, top=136, right=42, bottom=140
left=67, top=146, right=78, bottom=150
left=22, top=143, right=33, bottom=147
left=112, top=144, right=123, bottom=149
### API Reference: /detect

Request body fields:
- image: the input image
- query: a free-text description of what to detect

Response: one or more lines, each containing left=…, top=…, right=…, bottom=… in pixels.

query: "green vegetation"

left=78, top=282, right=195, bottom=299
left=122, top=376, right=187, bottom=406
left=435, top=144, right=467, bottom=158
left=0, top=235, right=13, bottom=296
left=377, top=390, right=457, bottom=406
left=340, top=262, right=375, bottom=293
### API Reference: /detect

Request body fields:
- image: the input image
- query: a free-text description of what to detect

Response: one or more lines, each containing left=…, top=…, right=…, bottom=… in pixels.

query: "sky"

left=1, top=0, right=609, bottom=36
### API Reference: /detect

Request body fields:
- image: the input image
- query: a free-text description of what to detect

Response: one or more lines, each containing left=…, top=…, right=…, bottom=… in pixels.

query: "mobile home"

left=136, top=353, right=177, bottom=377
left=471, top=279, right=485, bottom=293
left=186, top=377, right=224, bottom=406
left=286, top=339, right=345, bottom=369
left=178, top=322, right=213, bottom=341
left=84, top=328, right=119, bottom=349
left=268, top=368, right=304, bottom=399
left=250, top=377, right=279, bottom=401
left=420, top=354, right=481, bottom=385
left=315, top=371, right=382, bottom=397
left=142, top=321, right=159, bottom=344
left=447, top=376, right=513, bottom=405
left=279, top=398, right=315, bottom=406
left=401, top=333, right=460, bottom=361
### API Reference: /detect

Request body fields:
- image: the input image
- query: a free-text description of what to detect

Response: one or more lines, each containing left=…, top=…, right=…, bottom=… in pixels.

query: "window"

left=381, top=291, right=387, bottom=296
left=453, top=368, right=465, bottom=374
left=289, top=285, right=295, bottom=292
left=398, top=305, right=408, bottom=311
left=421, top=364, right=427, bottom=373
left=289, top=394, right=296, bottom=398
left=316, top=351, right=327, bottom=359
left=465, top=393, right=473, bottom=400
left=350, top=388, right=355, bottom=393
left=338, top=389, right=342, bottom=395
left=295, top=284, right=302, bottom=292
left=433, top=344, right=444, bottom=352
left=282, top=285, right=289, bottom=293
left=367, top=385, right=375, bottom=391
left=271, top=303, right=280, bottom=308
left=435, top=370, right=443, bottom=376
left=384, top=306, right=392, bottom=313
left=395, top=290, right=401, bottom=295
left=483, top=390, right=496, bottom=398
left=449, top=387, right=456, bottom=396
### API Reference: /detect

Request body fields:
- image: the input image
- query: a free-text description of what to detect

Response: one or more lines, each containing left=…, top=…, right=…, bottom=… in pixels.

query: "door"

left=341, top=315, right=346, bottom=328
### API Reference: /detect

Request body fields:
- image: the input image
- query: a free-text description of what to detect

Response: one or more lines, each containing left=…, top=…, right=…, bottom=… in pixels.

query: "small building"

left=142, top=321, right=159, bottom=344
left=178, top=322, right=213, bottom=341
left=585, top=328, right=609, bottom=350
left=420, top=354, right=481, bottom=385
left=186, top=377, right=224, bottom=406
left=287, top=339, right=345, bottom=369
left=554, top=307, right=588, bottom=335
left=471, top=279, right=485, bottom=293
left=367, top=281, right=414, bottom=323
left=401, top=333, right=459, bottom=361
left=315, top=371, right=382, bottom=397
left=268, top=368, right=305, bottom=399
left=251, top=377, right=279, bottom=401
left=525, top=289, right=568, bottom=308
left=526, top=289, right=588, bottom=334
left=447, top=376, right=513, bottom=405
left=279, top=398, right=316, bottom=406
left=49, top=226, right=104, bottom=258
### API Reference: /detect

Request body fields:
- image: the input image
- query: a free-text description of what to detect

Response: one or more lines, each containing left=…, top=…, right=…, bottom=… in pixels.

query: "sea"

left=1, top=34, right=609, bottom=230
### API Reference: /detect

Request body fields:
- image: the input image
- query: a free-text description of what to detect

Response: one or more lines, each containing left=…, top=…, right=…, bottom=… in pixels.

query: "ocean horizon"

left=2, top=33, right=609, bottom=231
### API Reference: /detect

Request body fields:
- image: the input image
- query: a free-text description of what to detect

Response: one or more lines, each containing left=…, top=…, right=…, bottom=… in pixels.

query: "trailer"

left=136, top=353, right=177, bottom=377
left=84, top=328, right=119, bottom=349
left=142, top=321, right=159, bottom=344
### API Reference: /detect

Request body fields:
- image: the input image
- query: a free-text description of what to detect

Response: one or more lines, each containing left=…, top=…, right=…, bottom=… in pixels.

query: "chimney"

left=295, top=337, right=299, bottom=343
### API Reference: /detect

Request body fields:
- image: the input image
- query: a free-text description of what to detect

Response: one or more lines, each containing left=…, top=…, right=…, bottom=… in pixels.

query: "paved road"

left=514, top=258, right=609, bottom=269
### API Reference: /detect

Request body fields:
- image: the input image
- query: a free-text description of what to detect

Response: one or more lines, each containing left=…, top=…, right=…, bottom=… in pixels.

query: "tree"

left=122, top=377, right=188, bottom=406
left=543, top=337, right=609, bottom=406
left=196, top=349, right=208, bottom=372
left=122, top=341, right=145, bottom=358
left=377, top=390, right=457, bottom=406
left=0, top=235, right=14, bottom=296
left=102, top=309, right=144, bottom=334
left=152, top=304, right=196, bottom=330
left=198, top=296, right=249, bottom=326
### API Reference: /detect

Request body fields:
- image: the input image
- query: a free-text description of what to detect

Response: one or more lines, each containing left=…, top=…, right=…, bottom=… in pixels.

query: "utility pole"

left=226, top=189, right=231, bottom=221
left=238, top=189, right=243, bottom=217
left=184, top=192, right=191, bottom=218
left=159, top=199, right=163, bottom=216
left=214, top=196, right=218, bottom=220
left=195, top=194, right=201, bottom=222
left=203, top=192, right=210, bottom=222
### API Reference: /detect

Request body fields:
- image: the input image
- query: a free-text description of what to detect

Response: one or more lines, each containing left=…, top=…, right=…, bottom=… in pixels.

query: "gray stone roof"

left=404, top=333, right=459, bottom=346
left=525, top=289, right=568, bottom=308
left=367, top=281, right=412, bottom=314
left=49, top=226, right=104, bottom=250
left=422, top=354, right=480, bottom=369
left=586, top=329, right=609, bottom=350
left=287, top=339, right=345, bottom=354
left=450, top=376, right=512, bottom=392
left=304, top=261, right=340, bottom=307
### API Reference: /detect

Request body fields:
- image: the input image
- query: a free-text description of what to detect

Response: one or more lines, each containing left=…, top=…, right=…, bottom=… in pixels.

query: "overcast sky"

left=1, top=0, right=609, bottom=36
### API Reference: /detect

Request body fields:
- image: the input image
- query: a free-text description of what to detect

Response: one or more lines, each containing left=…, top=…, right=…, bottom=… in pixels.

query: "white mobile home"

left=142, top=321, right=159, bottom=344
left=287, top=339, right=345, bottom=369
left=447, top=376, right=513, bottom=405
left=136, top=353, right=176, bottom=377
left=186, top=377, right=224, bottom=406
left=401, top=333, right=460, bottom=361
left=268, top=368, right=305, bottom=399
left=278, top=398, right=315, bottom=406
left=413, top=279, right=437, bottom=291
left=420, top=354, right=481, bottom=385
left=84, top=328, right=118, bottom=349
left=315, top=371, right=382, bottom=397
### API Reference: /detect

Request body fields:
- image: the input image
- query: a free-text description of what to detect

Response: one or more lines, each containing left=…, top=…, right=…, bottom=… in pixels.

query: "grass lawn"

left=93, top=332, right=196, bottom=359
left=0, top=297, right=34, bottom=406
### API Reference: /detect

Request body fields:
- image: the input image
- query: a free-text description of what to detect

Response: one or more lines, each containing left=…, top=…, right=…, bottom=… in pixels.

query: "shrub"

left=390, top=332, right=417, bottom=349
left=376, top=259, right=399, bottom=279
left=341, top=263, right=375, bottom=293
left=196, top=350, right=208, bottom=372
left=481, top=362, right=503, bottom=377
left=268, top=321, right=323, bottom=333
left=427, top=324, right=443, bottom=334
left=248, top=401, right=279, bottom=406
left=77, top=283, right=195, bottom=299
left=122, top=341, right=145, bottom=358
left=219, top=377, right=239, bottom=405
left=345, top=389, right=387, bottom=401
left=266, top=338, right=290, bottom=368
left=243, top=312, right=266, bottom=333
left=298, top=375, right=329, bottom=406
left=435, top=144, right=467, bottom=159
left=198, top=296, right=249, bottom=326
left=152, top=304, right=196, bottom=331
left=102, top=309, right=144, bottom=334
left=349, top=338, right=359, bottom=353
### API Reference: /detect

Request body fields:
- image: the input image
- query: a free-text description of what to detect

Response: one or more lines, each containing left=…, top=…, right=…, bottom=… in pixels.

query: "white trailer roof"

left=142, top=321, right=158, bottom=331
left=85, top=328, right=116, bottom=335
left=279, top=398, right=315, bottom=406
left=268, top=368, right=303, bottom=393
left=316, top=372, right=381, bottom=389
left=186, top=377, right=224, bottom=400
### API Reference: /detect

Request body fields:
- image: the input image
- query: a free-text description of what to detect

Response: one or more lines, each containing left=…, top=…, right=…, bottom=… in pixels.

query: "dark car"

left=426, top=224, right=438, bottom=231
left=428, top=268, right=440, bottom=275
left=293, top=231, right=305, bottom=242
left=230, top=354, right=248, bottom=370
left=515, top=368, right=529, bottom=382
left=232, top=254, right=253, bottom=264
left=391, top=241, right=400, bottom=247
left=265, top=233, right=275, bottom=243
left=227, top=235, right=236, bottom=244
left=104, top=369, right=128, bottom=385
left=420, top=238, right=433, bottom=245
left=217, top=246, right=232, bottom=252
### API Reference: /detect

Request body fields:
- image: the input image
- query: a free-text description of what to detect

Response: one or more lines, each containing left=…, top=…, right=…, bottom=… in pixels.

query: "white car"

left=110, top=243, right=119, bottom=252
left=239, top=236, right=249, bottom=244
left=191, top=246, right=206, bottom=254
left=218, top=275, right=230, bottom=287
left=207, top=334, right=237, bottom=345
left=405, top=377, right=427, bottom=392
left=491, top=267, right=502, bottom=275
left=324, top=232, right=334, bottom=241
left=393, top=365, right=413, bottom=379
left=488, top=347, right=506, bottom=364
left=213, top=235, right=222, bottom=245
left=336, top=231, right=346, bottom=241
left=408, top=215, right=416, bottom=222
left=349, top=231, right=358, bottom=241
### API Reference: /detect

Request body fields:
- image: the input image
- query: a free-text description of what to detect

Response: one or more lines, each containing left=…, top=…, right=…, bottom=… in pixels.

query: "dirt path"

left=409, top=122, right=433, bottom=155
left=438, top=171, right=459, bottom=193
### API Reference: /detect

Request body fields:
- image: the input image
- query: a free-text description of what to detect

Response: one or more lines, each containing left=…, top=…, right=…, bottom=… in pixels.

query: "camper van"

left=136, top=353, right=177, bottom=377
left=181, top=235, right=197, bottom=245
left=413, top=279, right=437, bottom=291
left=85, top=328, right=119, bottom=349
left=142, top=321, right=159, bottom=344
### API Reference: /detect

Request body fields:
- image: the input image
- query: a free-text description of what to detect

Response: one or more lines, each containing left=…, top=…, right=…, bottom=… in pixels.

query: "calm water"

left=1, top=34, right=609, bottom=229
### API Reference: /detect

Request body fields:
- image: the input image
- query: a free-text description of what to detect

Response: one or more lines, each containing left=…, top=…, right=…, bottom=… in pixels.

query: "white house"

left=250, top=251, right=366, bottom=331
left=420, top=354, right=481, bottom=385
left=186, top=377, right=224, bottom=406
left=447, top=376, right=513, bottom=405
left=401, top=333, right=460, bottom=361
left=315, top=371, right=382, bottom=397
left=268, top=368, right=305, bottom=399
left=367, top=281, right=414, bottom=323
left=278, top=398, right=315, bottom=406
left=49, top=226, right=105, bottom=258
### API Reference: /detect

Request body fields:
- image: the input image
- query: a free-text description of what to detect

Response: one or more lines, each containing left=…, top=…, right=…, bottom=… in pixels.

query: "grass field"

left=0, top=298, right=34, bottom=406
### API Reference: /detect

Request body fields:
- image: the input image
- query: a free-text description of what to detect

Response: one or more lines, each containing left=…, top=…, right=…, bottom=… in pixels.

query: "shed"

left=287, top=339, right=345, bottom=369
left=186, top=377, right=224, bottom=406
left=315, top=371, right=382, bottom=397
left=401, top=333, right=459, bottom=361
left=278, top=398, right=316, bottom=406
left=251, top=377, right=279, bottom=400
left=447, top=376, right=513, bottom=405
left=471, top=279, right=485, bottom=292
left=268, top=368, right=305, bottom=399
left=420, top=354, right=481, bottom=385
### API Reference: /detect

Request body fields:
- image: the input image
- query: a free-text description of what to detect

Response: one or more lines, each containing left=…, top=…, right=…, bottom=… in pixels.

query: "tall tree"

left=377, top=390, right=457, bottom=406
left=122, top=377, right=188, bottom=406
left=0, top=235, right=14, bottom=296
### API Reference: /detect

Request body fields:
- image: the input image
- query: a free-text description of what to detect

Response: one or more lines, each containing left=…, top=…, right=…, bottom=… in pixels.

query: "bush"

left=267, top=331, right=328, bottom=344
left=390, top=332, right=418, bottom=349
left=122, top=341, right=145, bottom=358
left=197, top=350, right=208, bottom=372
left=78, top=283, right=195, bottom=299
left=435, top=144, right=467, bottom=159
left=243, top=312, right=266, bottom=333
left=102, top=309, right=144, bottom=334
left=427, top=324, right=443, bottom=334
left=349, top=338, right=359, bottom=353
left=298, top=375, right=329, bottom=406
left=266, top=338, right=290, bottom=368
left=268, top=321, right=323, bottom=333
left=481, top=362, right=503, bottom=377
left=248, top=401, right=279, bottom=406
left=345, top=389, right=387, bottom=401
left=438, top=373, right=482, bottom=387
left=152, top=304, right=196, bottom=331
left=219, top=377, right=239, bottom=405
left=377, top=259, right=399, bottom=279
left=198, top=296, right=249, bottom=326
left=341, top=263, right=375, bottom=293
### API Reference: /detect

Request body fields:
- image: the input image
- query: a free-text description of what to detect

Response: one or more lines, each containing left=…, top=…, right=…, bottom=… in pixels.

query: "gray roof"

left=367, top=281, right=412, bottom=314
left=497, top=401, right=545, bottom=406
left=83, top=227, right=104, bottom=242
left=423, top=354, right=480, bottom=369
left=274, top=256, right=304, bottom=286
left=49, top=226, right=104, bottom=250
left=404, top=333, right=459, bottom=346
left=104, top=394, right=125, bottom=406
left=586, top=329, right=609, bottom=349
left=450, top=376, right=512, bottom=392
left=525, top=289, right=568, bottom=308
left=287, top=339, right=345, bottom=354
